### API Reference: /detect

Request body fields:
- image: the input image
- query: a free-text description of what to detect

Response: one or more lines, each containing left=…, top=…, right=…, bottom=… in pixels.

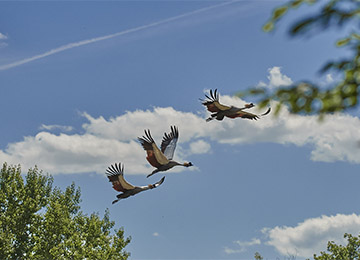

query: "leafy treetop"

left=309, top=233, right=360, bottom=260
left=240, top=0, right=360, bottom=118
left=0, top=162, right=131, bottom=260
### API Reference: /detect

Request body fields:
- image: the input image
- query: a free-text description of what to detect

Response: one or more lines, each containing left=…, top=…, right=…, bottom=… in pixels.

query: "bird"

left=106, top=162, right=165, bottom=204
left=201, top=89, right=271, bottom=122
left=138, top=126, right=193, bottom=178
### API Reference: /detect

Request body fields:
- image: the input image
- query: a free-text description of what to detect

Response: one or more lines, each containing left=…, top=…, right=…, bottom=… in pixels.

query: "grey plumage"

left=105, top=162, right=165, bottom=204
left=138, top=126, right=193, bottom=178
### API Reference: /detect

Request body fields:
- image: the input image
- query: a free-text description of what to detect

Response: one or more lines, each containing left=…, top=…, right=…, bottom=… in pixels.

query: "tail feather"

left=261, top=107, right=271, bottom=116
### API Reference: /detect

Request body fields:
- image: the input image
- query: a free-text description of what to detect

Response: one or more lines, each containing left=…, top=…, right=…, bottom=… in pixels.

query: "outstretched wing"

left=229, top=107, right=271, bottom=120
left=106, top=163, right=135, bottom=191
left=138, top=130, right=169, bottom=167
left=160, top=126, right=179, bottom=160
left=229, top=110, right=260, bottom=120
left=153, top=176, right=165, bottom=188
left=201, top=89, right=231, bottom=112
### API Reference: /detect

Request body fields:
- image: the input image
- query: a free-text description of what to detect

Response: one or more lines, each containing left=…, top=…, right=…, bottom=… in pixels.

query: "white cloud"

left=258, top=66, right=293, bottom=88
left=326, top=73, right=334, bottom=83
left=318, top=73, right=336, bottom=87
left=0, top=33, right=8, bottom=48
left=81, top=108, right=207, bottom=143
left=263, top=213, right=360, bottom=258
left=1, top=131, right=147, bottom=175
left=189, top=140, right=211, bottom=154
left=268, top=67, right=293, bottom=88
left=0, top=32, right=7, bottom=40
left=256, top=81, right=267, bottom=88
left=224, top=238, right=261, bottom=254
left=153, top=232, right=160, bottom=237
left=1, top=87, right=360, bottom=175
left=0, top=108, right=205, bottom=175
left=39, top=124, right=73, bottom=132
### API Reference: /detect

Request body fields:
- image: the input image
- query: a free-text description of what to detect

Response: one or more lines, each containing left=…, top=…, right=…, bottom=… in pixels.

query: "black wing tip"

left=106, top=162, right=123, bottom=176
left=262, top=107, right=271, bottom=116
left=213, top=89, right=219, bottom=100
left=162, top=126, right=179, bottom=143
left=214, top=88, right=218, bottom=99
left=160, top=176, right=165, bottom=183
left=144, top=129, right=155, bottom=143
left=138, top=137, right=148, bottom=145
left=138, top=129, right=154, bottom=145
left=170, top=125, right=179, bottom=138
left=155, top=176, right=165, bottom=186
left=204, top=88, right=219, bottom=102
left=204, top=94, right=212, bottom=100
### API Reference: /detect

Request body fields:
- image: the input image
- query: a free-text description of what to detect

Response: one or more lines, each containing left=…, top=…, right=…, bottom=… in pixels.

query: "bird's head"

left=184, top=162, right=193, bottom=167
left=245, top=103, right=255, bottom=108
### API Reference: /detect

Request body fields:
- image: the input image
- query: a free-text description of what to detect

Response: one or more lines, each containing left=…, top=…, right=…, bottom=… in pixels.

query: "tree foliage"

left=0, top=163, right=131, bottom=260
left=254, top=251, right=264, bottom=260
left=240, top=0, right=360, bottom=117
left=309, top=233, right=360, bottom=260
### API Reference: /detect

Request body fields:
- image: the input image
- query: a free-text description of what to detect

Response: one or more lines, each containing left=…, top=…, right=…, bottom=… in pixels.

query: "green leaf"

left=274, top=102, right=282, bottom=115
left=290, top=17, right=316, bottom=35
left=248, top=88, right=266, bottom=95
left=263, top=21, right=274, bottom=32
left=0, top=163, right=131, bottom=260
left=336, top=37, right=351, bottom=47
left=258, top=98, right=270, bottom=108
left=234, top=91, right=245, bottom=98
left=246, top=0, right=360, bottom=118
left=320, top=62, right=335, bottom=73
left=351, top=33, right=360, bottom=41
left=272, top=6, right=288, bottom=20
left=290, top=0, right=304, bottom=8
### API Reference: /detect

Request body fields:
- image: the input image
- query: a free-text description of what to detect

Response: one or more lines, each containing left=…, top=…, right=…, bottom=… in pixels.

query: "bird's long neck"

left=169, top=160, right=182, bottom=166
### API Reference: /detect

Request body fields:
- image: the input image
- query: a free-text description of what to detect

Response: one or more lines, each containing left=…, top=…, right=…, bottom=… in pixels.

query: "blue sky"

left=1, top=1, right=360, bottom=259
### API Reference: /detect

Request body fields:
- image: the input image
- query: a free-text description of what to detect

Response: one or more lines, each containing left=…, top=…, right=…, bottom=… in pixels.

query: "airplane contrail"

left=0, top=1, right=238, bottom=71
